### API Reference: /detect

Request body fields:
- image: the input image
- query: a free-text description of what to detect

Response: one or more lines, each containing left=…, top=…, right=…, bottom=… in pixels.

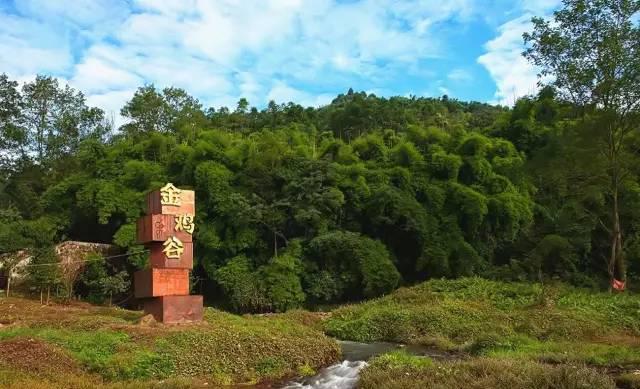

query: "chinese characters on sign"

left=160, top=183, right=182, bottom=206
left=135, top=182, right=202, bottom=323
left=163, top=236, right=184, bottom=259
left=175, top=214, right=195, bottom=234
left=160, top=183, right=195, bottom=260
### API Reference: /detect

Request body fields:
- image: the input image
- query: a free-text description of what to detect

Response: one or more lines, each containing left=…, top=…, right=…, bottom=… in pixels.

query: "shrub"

left=305, top=231, right=400, bottom=302
left=430, top=151, right=462, bottom=180
left=215, top=255, right=269, bottom=313
left=260, top=251, right=306, bottom=312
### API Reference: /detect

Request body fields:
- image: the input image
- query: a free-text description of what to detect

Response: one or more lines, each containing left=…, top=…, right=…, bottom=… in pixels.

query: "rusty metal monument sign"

left=134, top=183, right=203, bottom=323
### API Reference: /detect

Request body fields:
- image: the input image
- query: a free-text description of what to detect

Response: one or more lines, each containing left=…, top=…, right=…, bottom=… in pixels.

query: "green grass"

left=326, top=278, right=640, bottom=342
left=470, top=335, right=640, bottom=366
left=369, top=350, right=434, bottom=369
left=325, top=278, right=640, bottom=368
left=151, top=308, right=340, bottom=384
left=358, top=352, right=616, bottom=389
left=0, top=298, right=339, bottom=387
left=0, top=327, right=146, bottom=378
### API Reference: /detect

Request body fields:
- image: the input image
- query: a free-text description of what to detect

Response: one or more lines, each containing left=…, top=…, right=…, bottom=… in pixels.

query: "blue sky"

left=0, top=0, right=560, bottom=122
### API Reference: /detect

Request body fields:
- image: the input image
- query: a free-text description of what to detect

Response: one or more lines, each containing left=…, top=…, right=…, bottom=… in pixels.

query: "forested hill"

left=1, top=75, right=639, bottom=311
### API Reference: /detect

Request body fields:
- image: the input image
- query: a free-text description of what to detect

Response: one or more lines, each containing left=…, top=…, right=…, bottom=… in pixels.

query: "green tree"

left=215, top=255, right=269, bottom=313
left=121, top=85, right=206, bottom=138
left=260, top=241, right=306, bottom=311
left=28, top=247, right=61, bottom=304
left=0, top=74, right=26, bottom=162
left=21, top=76, right=106, bottom=164
left=0, top=214, right=57, bottom=297
left=524, top=0, right=640, bottom=285
left=305, top=231, right=400, bottom=302
left=80, top=254, right=130, bottom=306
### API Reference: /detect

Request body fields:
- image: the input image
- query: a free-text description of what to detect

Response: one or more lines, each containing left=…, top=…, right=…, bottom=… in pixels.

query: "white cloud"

left=237, top=72, right=263, bottom=106
left=15, top=0, right=129, bottom=27
left=0, top=0, right=552, bottom=119
left=267, top=81, right=333, bottom=107
left=134, top=0, right=197, bottom=15
left=447, top=68, right=472, bottom=82
left=521, top=0, right=561, bottom=14
left=477, top=0, right=562, bottom=105
left=438, top=86, right=451, bottom=96
left=70, top=57, right=142, bottom=94
left=477, top=15, right=539, bottom=105
left=85, top=89, right=135, bottom=128
left=0, top=13, right=72, bottom=78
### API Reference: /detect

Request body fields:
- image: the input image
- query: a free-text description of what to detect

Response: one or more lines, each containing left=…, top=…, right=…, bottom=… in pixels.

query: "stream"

left=281, top=341, right=448, bottom=389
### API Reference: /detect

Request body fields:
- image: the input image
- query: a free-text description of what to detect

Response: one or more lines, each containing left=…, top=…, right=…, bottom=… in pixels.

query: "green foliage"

left=260, top=244, right=306, bottom=312
left=0, top=327, right=137, bottom=377
left=3, top=64, right=638, bottom=311
left=155, top=307, right=340, bottom=383
left=390, top=141, right=423, bottom=167
left=371, top=350, right=433, bottom=369
left=429, top=150, right=462, bottom=180
left=215, top=255, right=269, bottom=313
left=79, top=254, right=130, bottom=305
left=305, top=231, right=400, bottom=302
left=528, top=234, right=578, bottom=279
left=475, top=335, right=640, bottom=366
left=27, top=247, right=61, bottom=293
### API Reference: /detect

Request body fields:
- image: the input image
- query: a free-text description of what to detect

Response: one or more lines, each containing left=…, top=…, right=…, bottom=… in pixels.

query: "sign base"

left=143, top=295, right=204, bottom=324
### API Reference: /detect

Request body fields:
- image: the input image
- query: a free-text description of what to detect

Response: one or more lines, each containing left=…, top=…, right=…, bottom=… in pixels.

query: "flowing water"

left=281, top=341, right=444, bottom=389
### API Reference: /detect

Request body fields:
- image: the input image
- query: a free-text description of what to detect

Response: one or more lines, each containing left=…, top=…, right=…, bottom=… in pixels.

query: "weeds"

left=359, top=354, right=615, bottom=389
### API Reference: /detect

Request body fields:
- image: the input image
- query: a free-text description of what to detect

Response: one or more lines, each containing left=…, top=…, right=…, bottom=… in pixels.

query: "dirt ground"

left=0, top=338, right=81, bottom=375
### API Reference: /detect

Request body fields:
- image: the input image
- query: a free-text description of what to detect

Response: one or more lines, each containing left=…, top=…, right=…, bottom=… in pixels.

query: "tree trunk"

left=6, top=274, right=10, bottom=298
left=47, top=286, right=50, bottom=305
left=609, top=186, right=626, bottom=290
left=274, top=232, right=278, bottom=258
left=40, top=289, right=43, bottom=305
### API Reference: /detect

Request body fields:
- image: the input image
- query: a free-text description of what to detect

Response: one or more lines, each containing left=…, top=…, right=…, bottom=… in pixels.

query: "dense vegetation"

left=0, top=79, right=634, bottom=310
left=1, top=0, right=639, bottom=311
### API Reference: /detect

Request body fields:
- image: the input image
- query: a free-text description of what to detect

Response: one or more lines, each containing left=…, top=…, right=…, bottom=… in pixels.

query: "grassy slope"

left=324, top=278, right=640, bottom=388
left=0, top=297, right=339, bottom=388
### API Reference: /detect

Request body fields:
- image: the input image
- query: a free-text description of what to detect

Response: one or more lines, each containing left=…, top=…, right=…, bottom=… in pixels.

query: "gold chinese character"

left=160, top=183, right=182, bottom=206
left=162, top=236, right=184, bottom=259
left=175, top=214, right=195, bottom=234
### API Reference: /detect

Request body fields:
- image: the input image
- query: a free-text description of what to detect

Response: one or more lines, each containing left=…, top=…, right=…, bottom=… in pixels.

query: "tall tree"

left=0, top=74, right=26, bottom=163
left=121, top=85, right=206, bottom=138
left=21, top=76, right=106, bottom=164
left=524, top=0, right=640, bottom=286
